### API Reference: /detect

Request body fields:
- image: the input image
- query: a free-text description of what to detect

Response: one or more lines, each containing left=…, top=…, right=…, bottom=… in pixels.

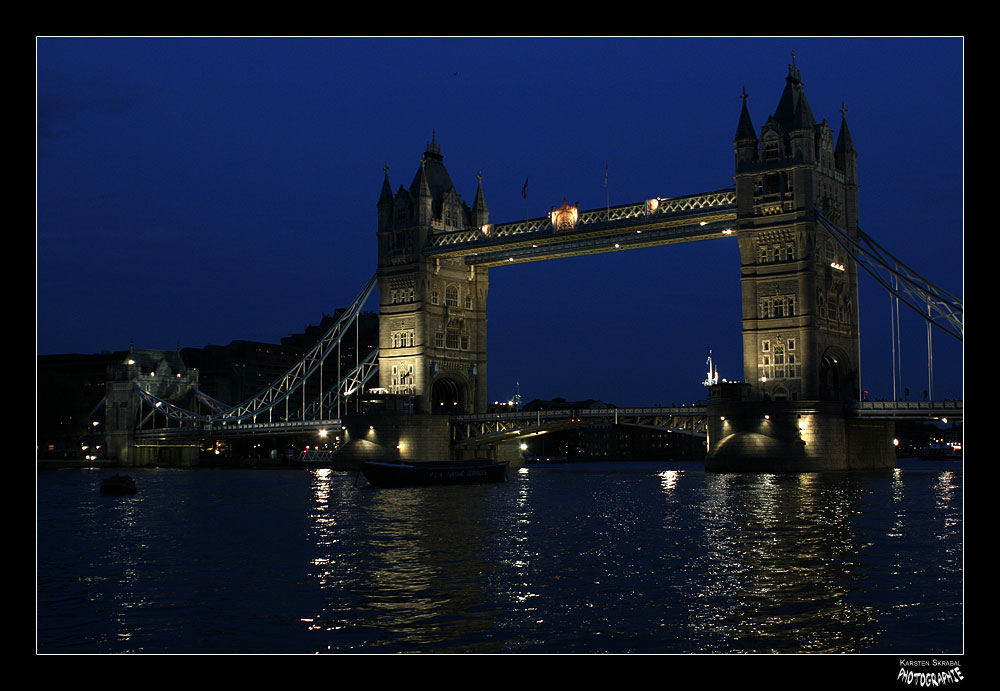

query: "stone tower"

left=733, top=56, right=861, bottom=403
left=375, top=134, right=490, bottom=415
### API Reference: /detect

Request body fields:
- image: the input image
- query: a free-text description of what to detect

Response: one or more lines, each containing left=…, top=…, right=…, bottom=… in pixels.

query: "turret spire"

left=734, top=87, right=757, bottom=143
left=835, top=102, right=856, bottom=154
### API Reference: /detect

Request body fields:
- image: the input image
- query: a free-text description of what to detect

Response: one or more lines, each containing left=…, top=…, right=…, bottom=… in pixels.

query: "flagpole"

left=604, top=163, right=609, bottom=218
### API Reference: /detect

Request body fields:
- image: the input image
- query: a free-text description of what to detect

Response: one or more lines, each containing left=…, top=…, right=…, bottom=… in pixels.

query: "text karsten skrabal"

left=897, top=660, right=963, bottom=687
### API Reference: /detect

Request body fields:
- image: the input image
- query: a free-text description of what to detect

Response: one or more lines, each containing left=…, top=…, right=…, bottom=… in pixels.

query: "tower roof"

left=409, top=131, right=458, bottom=202
left=772, top=53, right=816, bottom=133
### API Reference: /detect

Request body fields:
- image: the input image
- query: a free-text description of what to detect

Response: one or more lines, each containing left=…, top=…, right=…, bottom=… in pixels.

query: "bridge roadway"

left=423, top=188, right=738, bottom=266
left=132, top=418, right=345, bottom=443
left=450, top=406, right=711, bottom=448
left=449, top=400, right=963, bottom=448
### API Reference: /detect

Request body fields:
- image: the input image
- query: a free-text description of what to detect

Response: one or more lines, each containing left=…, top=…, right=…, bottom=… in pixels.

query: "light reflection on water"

left=37, top=459, right=962, bottom=654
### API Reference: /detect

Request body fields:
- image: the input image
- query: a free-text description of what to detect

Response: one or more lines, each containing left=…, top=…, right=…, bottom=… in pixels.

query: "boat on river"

left=360, top=459, right=508, bottom=488
left=100, top=474, right=137, bottom=494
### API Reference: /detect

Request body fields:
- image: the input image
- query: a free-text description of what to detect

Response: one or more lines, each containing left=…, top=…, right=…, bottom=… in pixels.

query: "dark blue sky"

left=37, top=37, right=963, bottom=407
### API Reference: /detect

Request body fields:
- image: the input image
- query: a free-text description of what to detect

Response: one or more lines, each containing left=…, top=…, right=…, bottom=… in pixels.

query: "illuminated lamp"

left=646, top=198, right=659, bottom=213
left=550, top=200, right=579, bottom=230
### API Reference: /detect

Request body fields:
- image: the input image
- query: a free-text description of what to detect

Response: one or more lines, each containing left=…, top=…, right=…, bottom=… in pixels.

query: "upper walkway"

left=424, top=188, right=737, bottom=266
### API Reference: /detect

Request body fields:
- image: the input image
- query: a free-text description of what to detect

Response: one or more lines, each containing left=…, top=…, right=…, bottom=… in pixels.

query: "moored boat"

left=360, top=458, right=508, bottom=488
left=100, top=474, right=137, bottom=494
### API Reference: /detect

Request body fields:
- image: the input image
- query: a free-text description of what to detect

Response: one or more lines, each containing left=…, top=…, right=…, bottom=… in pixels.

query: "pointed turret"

left=377, top=162, right=394, bottom=231
left=734, top=87, right=759, bottom=172
left=835, top=102, right=858, bottom=182
left=472, top=171, right=489, bottom=227
left=412, top=155, right=433, bottom=225
left=734, top=87, right=758, bottom=144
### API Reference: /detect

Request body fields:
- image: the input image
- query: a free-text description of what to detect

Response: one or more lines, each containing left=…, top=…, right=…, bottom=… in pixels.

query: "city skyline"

left=36, top=36, right=964, bottom=407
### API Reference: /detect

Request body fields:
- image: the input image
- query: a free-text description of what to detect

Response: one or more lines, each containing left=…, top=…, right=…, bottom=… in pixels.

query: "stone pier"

left=704, top=385, right=895, bottom=472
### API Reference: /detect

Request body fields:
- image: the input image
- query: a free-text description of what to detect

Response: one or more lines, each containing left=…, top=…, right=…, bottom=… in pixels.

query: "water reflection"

left=658, top=469, right=682, bottom=492
left=306, top=471, right=505, bottom=652
left=690, top=472, right=880, bottom=652
left=37, top=463, right=960, bottom=654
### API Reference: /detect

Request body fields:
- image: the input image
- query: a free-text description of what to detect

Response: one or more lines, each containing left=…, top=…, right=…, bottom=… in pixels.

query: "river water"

left=36, top=459, right=962, bottom=655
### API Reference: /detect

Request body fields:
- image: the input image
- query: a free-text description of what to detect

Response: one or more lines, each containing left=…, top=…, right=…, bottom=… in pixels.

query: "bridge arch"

left=819, top=346, right=854, bottom=402
left=432, top=374, right=466, bottom=414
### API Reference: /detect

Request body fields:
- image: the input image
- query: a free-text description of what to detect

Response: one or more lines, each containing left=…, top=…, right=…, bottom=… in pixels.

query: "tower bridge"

left=102, top=59, right=962, bottom=471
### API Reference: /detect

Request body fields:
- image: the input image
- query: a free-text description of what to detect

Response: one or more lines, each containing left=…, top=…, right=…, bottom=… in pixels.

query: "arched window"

left=445, top=285, right=459, bottom=307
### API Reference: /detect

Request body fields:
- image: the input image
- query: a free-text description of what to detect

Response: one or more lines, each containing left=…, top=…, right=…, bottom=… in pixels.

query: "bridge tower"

left=375, top=134, right=490, bottom=415
left=104, top=345, right=201, bottom=465
left=708, top=57, right=894, bottom=472
left=733, top=56, right=861, bottom=403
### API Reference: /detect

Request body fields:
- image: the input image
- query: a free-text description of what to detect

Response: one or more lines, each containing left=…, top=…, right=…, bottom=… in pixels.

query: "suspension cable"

left=815, top=209, right=962, bottom=341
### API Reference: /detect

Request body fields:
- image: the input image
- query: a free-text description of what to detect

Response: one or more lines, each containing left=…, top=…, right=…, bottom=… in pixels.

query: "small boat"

left=360, top=459, right=508, bottom=488
left=100, top=474, right=137, bottom=494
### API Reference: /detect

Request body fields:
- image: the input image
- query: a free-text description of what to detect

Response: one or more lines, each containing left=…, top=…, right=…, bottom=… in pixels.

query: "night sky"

left=36, top=37, right=963, bottom=407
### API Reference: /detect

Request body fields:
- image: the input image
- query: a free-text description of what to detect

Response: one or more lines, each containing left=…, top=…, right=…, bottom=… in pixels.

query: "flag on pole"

left=604, top=163, right=608, bottom=187
left=521, top=177, right=529, bottom=198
